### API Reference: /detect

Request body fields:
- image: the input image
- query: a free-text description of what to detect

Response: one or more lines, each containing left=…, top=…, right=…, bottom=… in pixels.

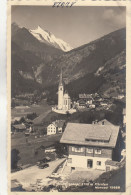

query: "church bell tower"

left=58, top=68, right=64, bottom=110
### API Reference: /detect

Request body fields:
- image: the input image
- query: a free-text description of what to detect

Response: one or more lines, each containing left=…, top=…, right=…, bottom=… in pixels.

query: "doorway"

left=87, top=159, right=93, bottom=168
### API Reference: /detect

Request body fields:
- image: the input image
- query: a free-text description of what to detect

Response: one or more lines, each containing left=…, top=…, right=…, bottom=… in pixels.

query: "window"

left=97, top=161, right=101, bottom=166
left=95, top=149, right=101, bottom=154
left=75, top=147, right=83, bottom=152
left=72, top=146, right=75, bottom=152
left=72, top=146, right=83, bottom=152
left=87, top=148, right=93, bottom=153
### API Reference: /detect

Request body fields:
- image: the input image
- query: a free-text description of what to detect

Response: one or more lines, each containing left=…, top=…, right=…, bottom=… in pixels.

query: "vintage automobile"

left=36, top=157, right=51, bottom=166
left=38, top=163, right=49, bottom=169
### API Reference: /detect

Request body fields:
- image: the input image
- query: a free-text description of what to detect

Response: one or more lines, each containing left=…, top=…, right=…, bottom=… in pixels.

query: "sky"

left=12, top=6, right=126, bottom=48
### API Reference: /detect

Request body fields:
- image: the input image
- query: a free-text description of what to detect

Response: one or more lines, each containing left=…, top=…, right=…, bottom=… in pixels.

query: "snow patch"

left=30, top=26, right=73, bottom=52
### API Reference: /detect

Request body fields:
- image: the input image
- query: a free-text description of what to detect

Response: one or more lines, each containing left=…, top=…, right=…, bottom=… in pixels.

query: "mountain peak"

left=30, top=26, right=73, bottom=52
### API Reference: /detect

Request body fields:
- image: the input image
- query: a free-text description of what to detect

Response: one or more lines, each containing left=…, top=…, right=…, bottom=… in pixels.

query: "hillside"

left=42, top=28, right=126, bottom=101
left=11, top=23, right=63, bottom=96
left=39, top=28, right=125, bottom=86
left=12, top=23, right=63, bottom=62
left=11, top=25, right=126, bottom=99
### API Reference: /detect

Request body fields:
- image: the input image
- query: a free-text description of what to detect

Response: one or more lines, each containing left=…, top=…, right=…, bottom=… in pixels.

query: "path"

left=11, top=158, right=65, bottom=189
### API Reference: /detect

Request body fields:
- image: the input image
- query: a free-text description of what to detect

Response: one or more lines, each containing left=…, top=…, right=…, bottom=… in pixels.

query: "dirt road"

left=11, top=158, right=65, bottom=189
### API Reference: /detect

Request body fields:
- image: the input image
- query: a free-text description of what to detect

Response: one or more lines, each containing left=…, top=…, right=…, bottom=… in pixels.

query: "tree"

left=55, top=142, right=67, bottom=158
left=66, top=111, right=71, bottom=119
left=20, top=117, right=25, bottom=124
left=11, top=149, right=21, bottom=169
left=27, top=112, right=37, bottom=120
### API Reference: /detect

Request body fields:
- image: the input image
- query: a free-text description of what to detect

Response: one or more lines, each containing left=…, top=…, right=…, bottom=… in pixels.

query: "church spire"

left=59, top=67, right=63, bottom=86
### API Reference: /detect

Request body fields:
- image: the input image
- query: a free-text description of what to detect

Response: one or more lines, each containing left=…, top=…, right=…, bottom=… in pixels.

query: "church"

left=52, top=69, right=76, bottom=114
left=58, top=70, right=71, bottom=111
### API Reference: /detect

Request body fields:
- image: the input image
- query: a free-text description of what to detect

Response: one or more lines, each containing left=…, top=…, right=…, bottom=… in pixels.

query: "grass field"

left=11, top=133, right=62, bottom=166
left=11, top=101, right=51, bottom=118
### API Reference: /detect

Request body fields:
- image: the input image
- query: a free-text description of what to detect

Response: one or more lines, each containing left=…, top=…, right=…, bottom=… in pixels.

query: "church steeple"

left=58, top=67, right=64, bottom=110
left=59, top=67, right=63, bottom=86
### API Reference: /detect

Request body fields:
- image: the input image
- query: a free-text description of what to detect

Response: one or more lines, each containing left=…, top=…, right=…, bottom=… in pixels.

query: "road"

left=11, top=158, right=65, bottom=190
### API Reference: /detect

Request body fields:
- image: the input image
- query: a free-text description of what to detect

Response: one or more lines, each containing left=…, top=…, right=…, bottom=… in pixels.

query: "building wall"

left=58, top=127, right=63, bottom=133
left=58, top=85, right=64, bottom=110
left=68, top=145, right=85, bottom=156
left=67, top=154, right=110, bottom=170
left=63, top=96, right=71, bottom=110
left=47, top=124, right=57, bottom=135
left=68, top=145, right=112, bottom=159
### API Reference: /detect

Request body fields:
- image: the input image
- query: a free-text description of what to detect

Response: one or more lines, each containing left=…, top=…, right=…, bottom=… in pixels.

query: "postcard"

left=7, top=0, right=131, bottom=194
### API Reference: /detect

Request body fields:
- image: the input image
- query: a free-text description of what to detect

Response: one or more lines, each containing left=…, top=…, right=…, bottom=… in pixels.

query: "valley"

left=11, top=24, right=126, bottom=102
left=11, top=23, right=126, bottom=192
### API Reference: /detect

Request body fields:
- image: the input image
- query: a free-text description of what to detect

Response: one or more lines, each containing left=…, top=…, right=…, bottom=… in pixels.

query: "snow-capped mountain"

left=30, top=26, right=73, bottom=52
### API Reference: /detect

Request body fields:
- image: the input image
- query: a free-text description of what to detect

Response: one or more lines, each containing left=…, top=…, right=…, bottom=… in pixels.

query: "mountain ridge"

left=11, top=24, right=126, bottom=100
left=30, top=25, right=73, bottom=52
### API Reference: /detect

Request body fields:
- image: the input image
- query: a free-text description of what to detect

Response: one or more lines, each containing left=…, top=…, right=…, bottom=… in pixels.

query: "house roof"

left=52, top=120, right=65, bottom=128
left=60, top=123, right=119, bottom=148
left=79, top=94, right=92, bottom=99
left=97, top=119, right=114, bottom=126
left=25, top=119, right=33, bottom=124
left=11, top=117, right=22, bottom=122
left=13, top=124, right=26, bottom=130
left=78, top=99, right=86, bottom=103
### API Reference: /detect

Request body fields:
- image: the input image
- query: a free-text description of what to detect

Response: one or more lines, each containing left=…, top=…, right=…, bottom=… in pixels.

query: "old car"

left=38, top=163, right=49, bottom=169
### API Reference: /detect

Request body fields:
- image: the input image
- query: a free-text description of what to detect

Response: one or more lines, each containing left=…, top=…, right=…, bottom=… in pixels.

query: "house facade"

left=47, top=120, right=65, bottom=135
left=12, top=123, right=26, bottom=132
left=60, top=123, right=120, bottom=171
left=47, top=123, right=57, bottom=135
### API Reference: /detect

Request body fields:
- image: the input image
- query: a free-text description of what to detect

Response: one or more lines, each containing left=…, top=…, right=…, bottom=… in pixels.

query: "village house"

left=12, top=123, right=26, bottom=132
left=47, top=120, right=65, bottom=135
left=92, top=119, right=114, bottom=126
left=79, top=94, right=92, bottom=99
left=60, top=123, right=120, bottom=171
left=77, top=99, right=86, bottom=108
left=88, top=104, right=96, bottom=109
left=79, top=94, right=93, bottom=105
left=11, top=116, right=22, bottom=124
